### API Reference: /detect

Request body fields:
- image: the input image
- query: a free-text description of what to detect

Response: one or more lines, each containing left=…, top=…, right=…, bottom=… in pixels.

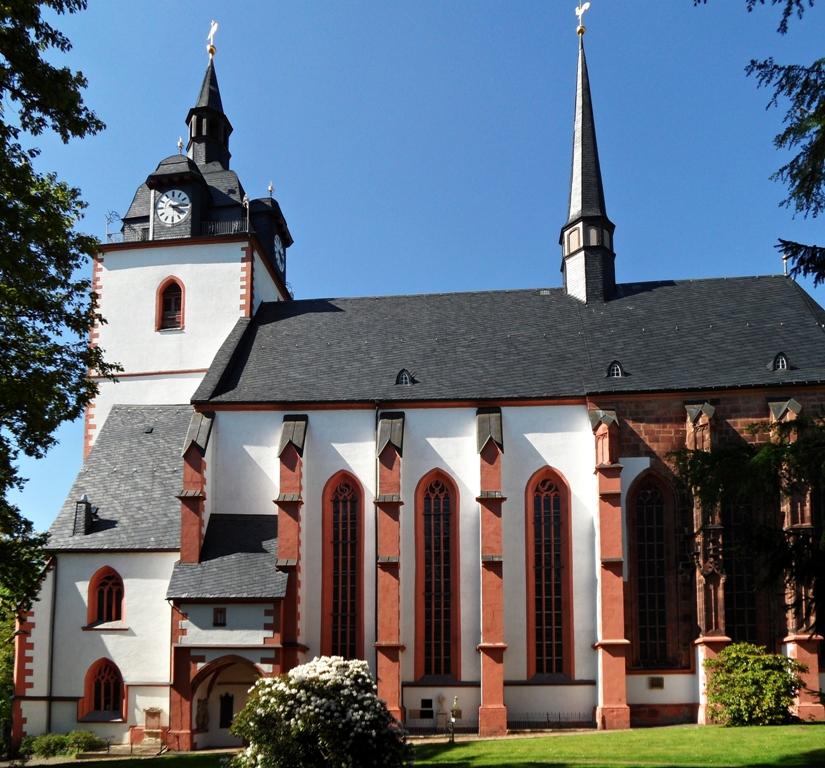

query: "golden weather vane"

left=575, top=2, right=591, bottom=35
left=207, top=20, right=219, bottom=58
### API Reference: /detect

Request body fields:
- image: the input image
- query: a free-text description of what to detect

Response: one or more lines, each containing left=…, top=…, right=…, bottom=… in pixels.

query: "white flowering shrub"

left=231, top=656, right=412, bottom=768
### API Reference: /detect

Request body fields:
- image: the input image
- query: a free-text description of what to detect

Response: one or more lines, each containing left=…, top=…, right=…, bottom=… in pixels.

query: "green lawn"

left=413, top=725, right=825, bottom=767
left=27, top=725, right=825, bottom=768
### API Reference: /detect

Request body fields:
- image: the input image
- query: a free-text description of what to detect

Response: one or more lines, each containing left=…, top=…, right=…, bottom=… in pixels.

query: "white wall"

left=252, top=251, right=283, bottom=310
left=179, top=603, right=271, bottom=646
left=211, top=405, right=600, bottom=687
left=500, top=406, right=599, bottom=683
left=98, top=241, right=247, bottom=374
left=27, top=565, right=55, bottom=696
left=399, top=409, right=479, bottom=683
left=504, top=684, right=596, bottom=720
left=626, top=673, right=697, bottom=705
left=51, top=553, right=177, bottom=718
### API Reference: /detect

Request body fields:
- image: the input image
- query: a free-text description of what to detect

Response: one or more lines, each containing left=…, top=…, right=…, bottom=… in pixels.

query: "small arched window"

left=81, top=659, right=124, bottom=721
left=156, top=277, right=184, bottom=330
left=607, top=361, right=624, bottom=378
left=773, top=353, right=788, bottom=371
left=396, top=369, right=413, bottom=386
left=87, top=567, right=124, bottom=626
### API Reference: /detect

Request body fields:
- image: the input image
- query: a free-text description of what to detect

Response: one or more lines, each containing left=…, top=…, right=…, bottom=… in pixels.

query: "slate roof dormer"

left=186, top=58, right=233, bottom=169
left=559, top=26, right=616, bottom=304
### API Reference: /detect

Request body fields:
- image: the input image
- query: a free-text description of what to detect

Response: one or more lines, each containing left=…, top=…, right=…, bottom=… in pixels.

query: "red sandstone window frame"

left=320, top=470, right=364, bottom=659
left=79, top=658, right=125, bottom=721
left=86, top=566, right=124, bottom=627
left=525, top=466, right=574, bottom=679
left=626, top=471, right=680, bottom=669
left=155, top=276, right=185, bottom=331
left=414, top=469, right=461, bottom=680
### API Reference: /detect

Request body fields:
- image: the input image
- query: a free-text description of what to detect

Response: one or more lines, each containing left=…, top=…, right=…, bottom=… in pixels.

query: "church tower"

left=559, top=18, right=616, bottom=303
left=86, top=37, right=293, bottom=453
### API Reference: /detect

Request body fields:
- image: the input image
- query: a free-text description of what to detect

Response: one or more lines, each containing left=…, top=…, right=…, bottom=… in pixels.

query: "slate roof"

left=195, top=59, right=224, bottom=112
left=47, top=405, right=192, bottom=550
left=166, top=514, right=287, bottom=599
left=193, top=276, right=825, bottom=405
left=567, top=38, right=608, bottom=225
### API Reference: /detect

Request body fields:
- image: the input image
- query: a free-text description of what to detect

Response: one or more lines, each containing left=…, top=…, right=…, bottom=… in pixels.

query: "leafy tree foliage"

left=0, top=0, right=118, bottom=616
left=705, top=642, right=806, bottom=725
left=231, top=656, right=412, bottom=768
left=696, top=1, right=823, bottom=284
left=672, top=416, right=825, bottom=634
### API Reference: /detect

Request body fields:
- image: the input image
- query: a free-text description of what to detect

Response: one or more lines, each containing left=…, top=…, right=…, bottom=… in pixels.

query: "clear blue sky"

left=12, top=0, right=825, bottom=532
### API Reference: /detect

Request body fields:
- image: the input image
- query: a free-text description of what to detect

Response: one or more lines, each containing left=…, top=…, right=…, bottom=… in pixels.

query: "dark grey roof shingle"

left=194, top=276, right=825, bottom=405
left=166, top=514, right=286, bottom=599
left=47, top=405, right=192, bottom=550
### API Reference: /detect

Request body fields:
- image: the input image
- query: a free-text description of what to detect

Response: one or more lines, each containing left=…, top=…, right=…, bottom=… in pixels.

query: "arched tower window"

left=525, top=468, right=572, bottom=678
left=155, top=277, right=185, bottom=330
left=321, top=472, right=363, bottom=659
left=81, top=659, right=124, bottom=720
left=87, top=567, right=124, bottom=626
left=415, top=471, right=460, bottom=679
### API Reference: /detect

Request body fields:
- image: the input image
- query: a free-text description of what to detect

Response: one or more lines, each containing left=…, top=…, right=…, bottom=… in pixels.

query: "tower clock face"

left=274, top=233, right=285, bottom=272
left=155, top=189, right=191, bottom=225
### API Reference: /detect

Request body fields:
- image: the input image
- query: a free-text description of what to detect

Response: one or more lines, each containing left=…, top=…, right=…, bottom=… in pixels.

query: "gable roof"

left=193, top=275, right=825, bottom=406
left=47, top=405, right=192, bottom=551
left=166, top=514, right=287, bottom=600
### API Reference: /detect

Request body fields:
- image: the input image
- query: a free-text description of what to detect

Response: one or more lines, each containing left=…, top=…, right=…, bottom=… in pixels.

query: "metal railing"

left=105, top=221, right=251, bottom=242
left=200, top=219, right=249, bottom=236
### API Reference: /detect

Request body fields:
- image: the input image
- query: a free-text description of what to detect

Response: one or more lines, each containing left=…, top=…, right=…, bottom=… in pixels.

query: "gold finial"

left=207, top=19, right=219, bottom=58
left=177, top=136, right=183, bottom=155
left=575, top=2, right=591, bottom=36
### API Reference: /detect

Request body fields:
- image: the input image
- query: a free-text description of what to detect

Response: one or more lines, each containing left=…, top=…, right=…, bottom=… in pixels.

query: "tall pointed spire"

left=185, top=48, right=233, bottom=169
left=559, top=14, right=616, bottom=303
left=195, top=59, right=225, bottom=113
left=567, top=35, right=608, bottom=225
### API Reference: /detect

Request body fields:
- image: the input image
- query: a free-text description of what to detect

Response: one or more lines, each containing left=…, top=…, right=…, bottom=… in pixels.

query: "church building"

left=12, top=17, right=825, bottom=751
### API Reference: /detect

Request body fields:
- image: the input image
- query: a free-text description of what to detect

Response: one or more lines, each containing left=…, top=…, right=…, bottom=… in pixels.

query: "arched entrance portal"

left=190, top=656, right=261, bottom=749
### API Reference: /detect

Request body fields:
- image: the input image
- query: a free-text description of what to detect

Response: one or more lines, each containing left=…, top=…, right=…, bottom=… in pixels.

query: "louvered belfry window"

left=423, top=479, right=453, bottom=676
left=533, top=478, right=564, bottom=674
left=96, top=572, right=123, bottom=624
left=92, top=661, right=122, bottom=715
left=160, top=281, right=182, bottom=329
left=330, top=480, right=359, bottom=658
left=634, top=483, right=668, bottom=664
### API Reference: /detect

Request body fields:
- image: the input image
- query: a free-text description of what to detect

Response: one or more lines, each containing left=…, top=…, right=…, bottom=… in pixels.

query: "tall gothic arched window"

left=629, top=477, right=670, bottom=666
left=321, top=473, right=362, bottom=658
left=156, top=277, right=184, bottom=330
left=525, top=469, right=572, bottom=678
left=415, top=472, right=460, bottom=679
left=81, top=659, right=124, bottom=720
left=87, top=567, right=124, bottom=626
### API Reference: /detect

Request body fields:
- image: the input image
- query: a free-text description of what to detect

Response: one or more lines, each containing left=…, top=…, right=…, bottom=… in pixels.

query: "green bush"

left=65, top=730, right=107, bottom=753
left=231, top=656, right=412, bottom=768
left=23, top=733, right=69, bottom=757
left=705, top=642, right=806, bottom=726
left=20, top=730, right=106, bottom=757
